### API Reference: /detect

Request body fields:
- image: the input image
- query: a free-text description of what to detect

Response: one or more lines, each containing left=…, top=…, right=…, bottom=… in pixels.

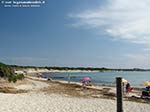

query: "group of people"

left=68, top=75, right=94, bottom=88
left=69, top=75, right=150, bottom=99
left=123, top=83, right=150, bottom=98
left=81, top=77, right=133, bottom=92
left=81, top=77, right=96, bottom=88
left=76, top=76, right=150, bottom=99
left=82, top=80, right=90, bottom=87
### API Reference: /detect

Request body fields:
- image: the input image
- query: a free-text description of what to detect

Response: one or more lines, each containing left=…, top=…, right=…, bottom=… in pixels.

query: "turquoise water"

left=42, top=71, right=150, bottom=88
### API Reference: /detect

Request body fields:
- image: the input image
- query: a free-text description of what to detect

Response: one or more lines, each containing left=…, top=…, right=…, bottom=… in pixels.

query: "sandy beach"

left=0, top=75, right=149, bottom=112
left=0, top=92, right=149, bottom=112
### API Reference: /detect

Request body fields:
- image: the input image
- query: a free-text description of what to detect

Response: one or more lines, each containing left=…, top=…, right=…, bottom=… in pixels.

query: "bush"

left=0, top=62, right=25, bottom=83
left=12, top=75, right=17, bottom=83
left=16, top=74, right=24, bottom=80
left=8, top=74, right=24, bottom=83
left=0, top=62, right=14, bottom=78
left=8, top=75, right=12, bottom=82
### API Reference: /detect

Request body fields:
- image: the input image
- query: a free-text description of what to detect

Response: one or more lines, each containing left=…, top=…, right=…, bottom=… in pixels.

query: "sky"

left=0, top=0, right=150, bottom=68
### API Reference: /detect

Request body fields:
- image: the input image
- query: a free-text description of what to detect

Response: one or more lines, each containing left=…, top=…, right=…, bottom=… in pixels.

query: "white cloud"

left=69, top=0, right=150, bottom=45
left=126, top=54, right=150, bottom=62
left=113, top=53, right=150, bottom=68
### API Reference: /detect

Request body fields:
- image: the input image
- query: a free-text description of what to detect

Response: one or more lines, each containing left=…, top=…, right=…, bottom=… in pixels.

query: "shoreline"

left=14, top=69, right=150, bottom=88
left=27, top=75, right=142, bottom=98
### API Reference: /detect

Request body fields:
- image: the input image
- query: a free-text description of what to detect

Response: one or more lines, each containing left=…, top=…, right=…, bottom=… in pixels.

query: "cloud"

left=69, top=0, right=150, bottom=45
left=123, top=53, right=150, bottom=67
left=143, top=48, right=150, bottom=51
left=126, top=53, right=150, bottom=62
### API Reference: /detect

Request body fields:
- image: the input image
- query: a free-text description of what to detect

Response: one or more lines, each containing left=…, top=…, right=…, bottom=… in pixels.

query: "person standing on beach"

left=68, top=73, right=71, bottom=83
left=126, top=83, right=133, bottom=93
left=122, top=82, right=125, bottom=94
left=82, top=80, right=87, bottom=88
left=126, top=83, right=130, bottom=93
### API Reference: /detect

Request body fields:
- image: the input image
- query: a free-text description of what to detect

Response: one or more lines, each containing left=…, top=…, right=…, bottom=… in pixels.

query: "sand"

left=0, top=92, right=149, bottom=112
left=15, top=79, right=49, bottom=91
left=0, top=77, right=149, bottom=112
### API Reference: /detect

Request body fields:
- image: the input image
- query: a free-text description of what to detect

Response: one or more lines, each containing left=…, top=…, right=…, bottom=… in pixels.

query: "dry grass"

left=40, top=80, right=150, bottom=104
left=41, top=80, right=114, bottom=99
left=0, top=79, right=29, bottom=94
left=0, top=87, right=27, bottom=94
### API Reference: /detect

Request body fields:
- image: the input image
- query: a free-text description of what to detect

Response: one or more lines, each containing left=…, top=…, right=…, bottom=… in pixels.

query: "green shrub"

left=8, top=75, right=12, bottom=82
left=0, top=62, right=14, bottom=78
left=12, top=75, right=17, bottom=83
left=8, top=74, right=24, bottom=83
left=0, top=62, right=25, bottom=83
left=16, top=74, right=24, bottom=80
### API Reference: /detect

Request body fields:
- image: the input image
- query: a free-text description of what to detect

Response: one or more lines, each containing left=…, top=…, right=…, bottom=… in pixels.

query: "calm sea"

left=42, top=71, right=150, bottom=88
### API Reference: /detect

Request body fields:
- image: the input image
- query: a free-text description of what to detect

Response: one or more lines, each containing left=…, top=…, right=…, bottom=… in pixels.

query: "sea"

left=42, top=71, right=150, bottom=88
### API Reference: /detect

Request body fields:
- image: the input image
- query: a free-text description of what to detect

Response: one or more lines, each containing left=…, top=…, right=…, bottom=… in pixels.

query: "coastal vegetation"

left=10, top=65, right=150, bottom=72
left=0, top=62, right=14, bottom=77
left=0, top=62, right=24, bottom=83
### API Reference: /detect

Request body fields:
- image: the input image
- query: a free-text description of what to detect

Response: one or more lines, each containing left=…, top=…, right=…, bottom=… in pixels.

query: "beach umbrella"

left=122, top=78, right=128, bottom=83
left=82, top=77, right=91, bottom=81
left=140, top=81, right=150, bottom=86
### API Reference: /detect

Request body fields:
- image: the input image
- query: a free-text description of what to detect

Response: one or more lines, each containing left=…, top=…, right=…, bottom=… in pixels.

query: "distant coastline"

left=10, top=65, right=150, bottom=75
